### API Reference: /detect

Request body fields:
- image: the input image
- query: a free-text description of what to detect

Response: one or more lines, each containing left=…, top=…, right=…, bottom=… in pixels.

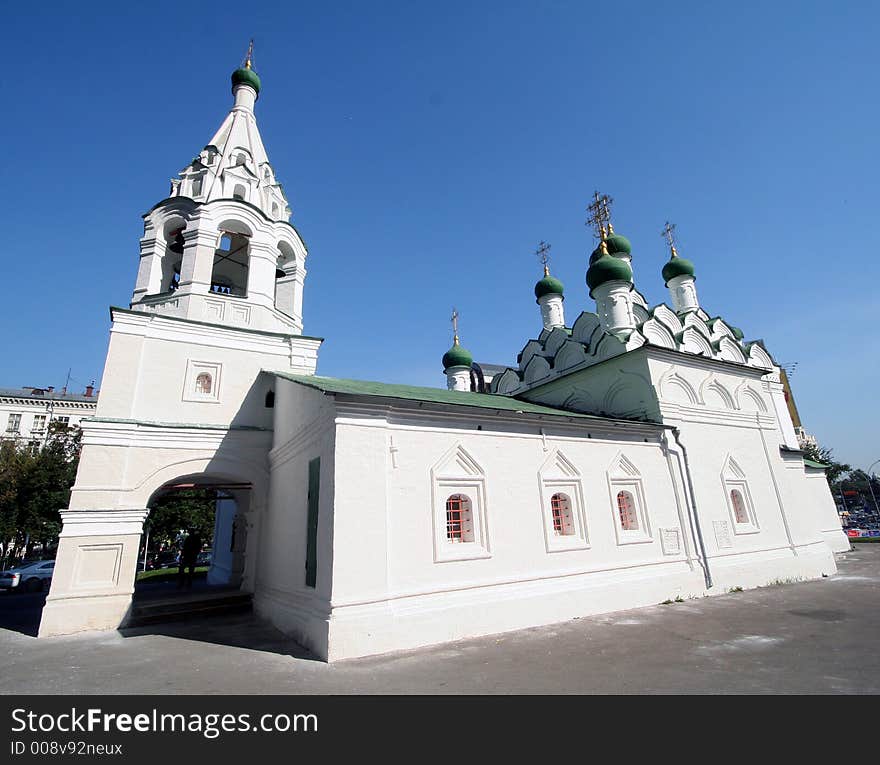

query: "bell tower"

left=130, top=45, right=307, bottom=334
left=39, top=50, right=322, bottom=639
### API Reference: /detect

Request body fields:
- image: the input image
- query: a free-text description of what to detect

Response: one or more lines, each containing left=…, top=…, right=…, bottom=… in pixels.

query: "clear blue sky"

left=2, top=1, right=878, bottom=470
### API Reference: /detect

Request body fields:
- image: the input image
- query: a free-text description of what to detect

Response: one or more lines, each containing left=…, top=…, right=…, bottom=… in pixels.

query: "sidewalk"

left=2, top=545, right=878, bottom=694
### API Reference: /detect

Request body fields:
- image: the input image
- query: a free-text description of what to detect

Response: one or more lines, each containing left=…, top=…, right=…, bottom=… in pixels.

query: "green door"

left=305, top=457, right=320, bottom=588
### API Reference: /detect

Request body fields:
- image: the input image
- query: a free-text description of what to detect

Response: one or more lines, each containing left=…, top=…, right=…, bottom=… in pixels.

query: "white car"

left=0, top=560, right=55, bottom=592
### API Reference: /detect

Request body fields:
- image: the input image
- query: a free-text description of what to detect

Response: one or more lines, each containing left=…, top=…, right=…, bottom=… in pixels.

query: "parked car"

left=0, top=560, right=55, bottom=592
left=196, top=550, right=213, bottom=567
left=145, top=551, right=179, bottom=570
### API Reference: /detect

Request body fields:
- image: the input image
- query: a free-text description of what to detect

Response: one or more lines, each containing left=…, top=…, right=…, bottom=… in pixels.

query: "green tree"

left=802, top=442, right=851, bottom=488
left=145, top=489, right=216, bottom=554
left=0, top=422, right=82, bottom=564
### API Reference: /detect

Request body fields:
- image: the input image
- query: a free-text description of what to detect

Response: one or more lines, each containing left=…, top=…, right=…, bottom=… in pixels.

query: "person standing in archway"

left=177, top=529, right=203, bottom=590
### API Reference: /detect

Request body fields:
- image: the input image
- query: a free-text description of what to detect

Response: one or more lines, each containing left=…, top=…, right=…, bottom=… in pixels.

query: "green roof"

left=271, top=373, right=644, bottom=425
left=534, top=274, right=565, bottom=301
left=803, top=458, right=830, bottom=469
left=586, top=253, right=633, bottom=292
left=232, top=66, right=261, bottom=95
left=442, top=342, right=473, bottom=370
left=662, top=255, right=695, bottom=284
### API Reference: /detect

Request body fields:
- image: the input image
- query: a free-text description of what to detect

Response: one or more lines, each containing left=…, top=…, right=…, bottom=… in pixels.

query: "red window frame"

left=446, top=494, right=471, bottom=542
left=551, top=493, right=573, bottom=535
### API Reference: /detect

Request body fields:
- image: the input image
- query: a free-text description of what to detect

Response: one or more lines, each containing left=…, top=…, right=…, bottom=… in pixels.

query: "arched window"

left=211, top=228, right=250, bottom=297
left=617, top=491, right=639, bottom=531
left=550, top=493, right=574, bottom=536
left=446, top=494, right=474, bottom=543
left=161, top=227, right=185, bottom=293
left=730, top=489, right=748, bottom=524
left=272, top=203, right=279, bottom=217
left=235, top=153, right=246, bottom=166
left=264, top=390, right=275, bottom=408
left=195, top=373, right=212, bottom=395
left=233, top=184, right=246, bottom=201
left=191, top=177, right=203, bottom=196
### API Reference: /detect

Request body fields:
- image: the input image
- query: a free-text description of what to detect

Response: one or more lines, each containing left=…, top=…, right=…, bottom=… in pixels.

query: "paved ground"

left=2, top=544, right=878, bottom=694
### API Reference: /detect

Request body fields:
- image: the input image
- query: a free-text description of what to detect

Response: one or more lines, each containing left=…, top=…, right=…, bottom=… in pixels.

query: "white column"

left=593, top=280, right=636, bottom=338
left=446, top=368, right=471, bottom=391
left=39, top=509, right=149, bottom=637
left=668, top=274, right=700, bottom=314
left=233, top=85, right=257, bottom=111
left=538, top=294, right=565, bottom=330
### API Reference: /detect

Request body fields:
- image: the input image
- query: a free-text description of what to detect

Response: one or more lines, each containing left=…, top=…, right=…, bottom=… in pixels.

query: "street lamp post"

left=867, top=459, right=880, bottom=523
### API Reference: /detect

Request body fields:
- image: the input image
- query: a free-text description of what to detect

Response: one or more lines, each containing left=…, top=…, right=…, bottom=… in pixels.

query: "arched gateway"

left=39, top=54, right=321, bottom=638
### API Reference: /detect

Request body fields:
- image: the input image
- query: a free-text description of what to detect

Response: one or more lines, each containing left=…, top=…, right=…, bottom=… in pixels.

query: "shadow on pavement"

left=0, top=590, right=47, bottom=637
left=118, top=576, right=319, bottom=662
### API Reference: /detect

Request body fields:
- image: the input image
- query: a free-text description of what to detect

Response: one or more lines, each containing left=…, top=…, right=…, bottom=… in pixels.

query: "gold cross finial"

left=536, top=241, right=551, bottom=275
left=661, top=221, right=678, bottom=257
left=244, top=39, right=254, bottom=70
left=451, top=307, right=460, bottom=344
left=586, top=191, right=613, bottom=241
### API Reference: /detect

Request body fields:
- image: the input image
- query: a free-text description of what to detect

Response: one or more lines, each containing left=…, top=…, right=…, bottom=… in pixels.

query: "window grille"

left=446, top=494, right=473, bottom=542
left=551, top=493, right=574, bottom=536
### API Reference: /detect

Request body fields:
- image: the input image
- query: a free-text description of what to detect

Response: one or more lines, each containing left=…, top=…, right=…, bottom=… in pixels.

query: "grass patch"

left=136, top=567, right=208, bottom=583
left=850, top=537, right=880, bottom=543
left=762, top=576, right=805, bottom=587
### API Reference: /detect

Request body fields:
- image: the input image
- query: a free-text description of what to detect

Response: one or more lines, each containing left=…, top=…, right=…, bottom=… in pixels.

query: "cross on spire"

left=661, top=221, right=678, bottom=256
left=451, top=307, right=460, bottom=344
left=243, top=39, right=254, bottom=69
left=586, top=191, right=613, bottom=240
left=536, top=241, right=551, bottom=275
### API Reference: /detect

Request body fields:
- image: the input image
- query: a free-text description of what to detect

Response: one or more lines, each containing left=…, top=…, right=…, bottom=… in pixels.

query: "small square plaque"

left=713, top=519, right=733, bottom=549
left=660, top=528, right=681, bottom=555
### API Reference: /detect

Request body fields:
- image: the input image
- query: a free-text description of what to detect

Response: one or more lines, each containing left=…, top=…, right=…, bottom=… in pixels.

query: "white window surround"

left=430, top=444, right=491, bottom=563
left=538, top=450, right=590, bottom=553
left=182, top=360, right=222, bottom=404
left=607, top=454, right=652, bottom=545
left=721, top=456, right=760, bottom=534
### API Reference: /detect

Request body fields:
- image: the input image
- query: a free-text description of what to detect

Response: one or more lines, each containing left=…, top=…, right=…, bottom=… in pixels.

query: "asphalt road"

left=1, top=544, right=878, bottom=694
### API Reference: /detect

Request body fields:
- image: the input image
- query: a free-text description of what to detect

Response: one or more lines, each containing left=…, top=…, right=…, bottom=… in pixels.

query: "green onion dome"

left=534, top=270, right=565, bottom=302
left=661, top=254, right=696, bottom=285
left=232, top=66, right=261, bottom=95
left=589, top=234, right=631, bottom=264
left=442, top=339, right=473, bottom=370
left=604, top=232, right=632, bottom=257
left=586, top=253, right=633, bottom=293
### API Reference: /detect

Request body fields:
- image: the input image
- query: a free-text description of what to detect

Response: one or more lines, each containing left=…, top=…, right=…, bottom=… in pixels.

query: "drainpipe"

left=670, top=427, right=713, bottom=589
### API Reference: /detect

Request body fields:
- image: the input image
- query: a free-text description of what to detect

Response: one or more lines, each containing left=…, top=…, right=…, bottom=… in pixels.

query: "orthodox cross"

left=244, top=39, right=255, bottom=69
left=451, top=307, right=459, bottom=343
left=661, top=221, right=678, bottom=256
left=536, top=241, right=551, bottom=274
left=586, top=191, right=613, bottom=240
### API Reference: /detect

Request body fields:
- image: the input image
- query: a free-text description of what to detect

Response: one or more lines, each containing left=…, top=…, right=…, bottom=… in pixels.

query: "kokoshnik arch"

left=39, top=51, right=849, bottom=661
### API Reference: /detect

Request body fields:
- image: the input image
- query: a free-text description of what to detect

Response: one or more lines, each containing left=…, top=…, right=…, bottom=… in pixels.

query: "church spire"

left=443, top=308, right=473, bottom=391
left=585, top=191, right=636, bottom=338
left=533, top=241, right=565, bottom=331
left=168, top=45, right=291, bottom=222
left=661, top=221, right=699, bottom=314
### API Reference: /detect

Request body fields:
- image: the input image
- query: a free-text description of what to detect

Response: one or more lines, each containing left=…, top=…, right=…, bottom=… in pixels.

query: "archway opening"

left=136, top=477, right=251, bottom=600
left=210, top=229, right=250, bottom=297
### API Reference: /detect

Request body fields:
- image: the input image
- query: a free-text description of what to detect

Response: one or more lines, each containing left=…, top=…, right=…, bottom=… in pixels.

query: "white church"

left=39, top=54, right=849, bottom=661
